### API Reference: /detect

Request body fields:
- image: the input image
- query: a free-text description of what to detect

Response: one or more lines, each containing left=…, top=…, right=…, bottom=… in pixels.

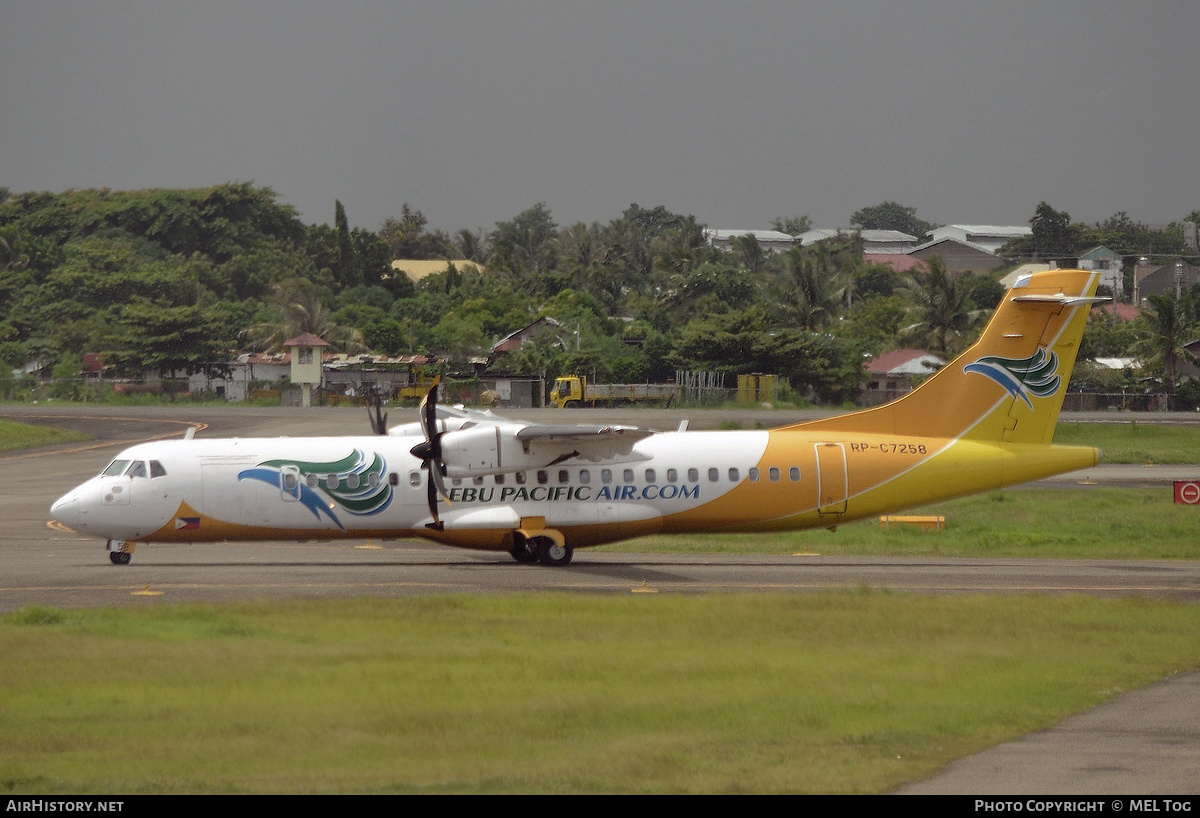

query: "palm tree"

left=900, top=257, right=984, bottom=357
left=1135, top=293, right=1196, bottom=408
left=779, top=245, right=848, bottom=331
left=244, top=278, right=367, bottom=353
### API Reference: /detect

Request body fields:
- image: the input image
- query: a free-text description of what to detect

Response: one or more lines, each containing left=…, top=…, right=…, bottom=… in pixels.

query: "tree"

left=770, top=215, right=811, bottom=236
left=851, top=201, right=935, bottom=238
left=379, top=204, right=453, bottom=259
left=1135, top=293, right=1196, bottom=407
left=1028, top=201, right=1080, bottom=258
left=332, top=200, right=360, bottom=289
left=489, top=203, right=559, bottom=277
left=0, top=226, right=29, bottom=272
left=778, top=244, right=849, bottom=331
left=105, top=300, right=234, bottom=379
left=900, top=257, right=985, bottom=356
left=244, top=278, right=367, bottom=353
left=454, top=227, right=490, bottom=263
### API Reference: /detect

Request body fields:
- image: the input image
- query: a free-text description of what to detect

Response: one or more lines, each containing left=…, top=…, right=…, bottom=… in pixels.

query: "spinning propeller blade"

left=409, top=377, right=448, bottom=529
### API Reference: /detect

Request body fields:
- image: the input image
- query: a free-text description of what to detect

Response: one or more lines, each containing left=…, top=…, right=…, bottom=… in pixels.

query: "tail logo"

left=964, top=349, right=1061, bottom=409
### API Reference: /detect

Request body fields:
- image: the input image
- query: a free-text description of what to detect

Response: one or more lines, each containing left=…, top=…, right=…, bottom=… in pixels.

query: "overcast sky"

left=3, top=1, right=1197, bottom=236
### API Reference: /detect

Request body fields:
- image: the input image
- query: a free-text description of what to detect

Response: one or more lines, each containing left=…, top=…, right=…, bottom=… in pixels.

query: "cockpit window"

left=102, top=460, right=130, bottom=477
left=150, top=460, right=167, bottom=478
left=127, top=461, right=147, bottom=478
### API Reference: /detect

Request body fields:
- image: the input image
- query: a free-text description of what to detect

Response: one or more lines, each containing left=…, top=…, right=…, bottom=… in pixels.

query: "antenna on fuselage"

left=184, top=427, right=197, bottom=440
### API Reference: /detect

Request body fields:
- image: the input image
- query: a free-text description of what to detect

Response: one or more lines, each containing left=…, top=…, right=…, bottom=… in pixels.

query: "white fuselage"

left=50, top=429, right=773, bottom=547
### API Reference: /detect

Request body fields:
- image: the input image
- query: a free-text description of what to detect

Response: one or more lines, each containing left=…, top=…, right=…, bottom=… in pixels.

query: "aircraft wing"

left=514, top=424, right=654, bottom=463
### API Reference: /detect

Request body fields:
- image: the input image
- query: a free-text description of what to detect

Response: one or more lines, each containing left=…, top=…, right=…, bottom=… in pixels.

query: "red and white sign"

left=1173, top=481, right=1200, bottom=505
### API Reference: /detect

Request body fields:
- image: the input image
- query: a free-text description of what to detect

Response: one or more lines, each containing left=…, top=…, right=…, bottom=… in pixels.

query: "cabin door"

left=815, top=443, right=848, bottom=516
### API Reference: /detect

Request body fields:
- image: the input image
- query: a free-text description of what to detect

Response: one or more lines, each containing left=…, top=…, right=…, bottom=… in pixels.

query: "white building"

left=923, top=225, right=1031, bottom=256
left=704, top=229, right=797, bottom=253
left=798, top=229, right=918, bottom=254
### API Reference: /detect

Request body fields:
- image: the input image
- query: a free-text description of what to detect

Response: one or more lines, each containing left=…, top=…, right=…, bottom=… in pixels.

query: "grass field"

left=3, top=593, right=1199, bottom=794
left=1055, top=421, right=1200, bottom=464
left=0, top=419, right=91, bottom=452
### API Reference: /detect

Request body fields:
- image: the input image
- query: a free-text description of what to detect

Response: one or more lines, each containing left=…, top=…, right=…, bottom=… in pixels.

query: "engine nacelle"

left=438, top=425, right=549, bottom=477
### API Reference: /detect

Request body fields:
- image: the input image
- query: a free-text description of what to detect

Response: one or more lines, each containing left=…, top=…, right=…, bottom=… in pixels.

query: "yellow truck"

left=550, top=375, right=681, bottom=408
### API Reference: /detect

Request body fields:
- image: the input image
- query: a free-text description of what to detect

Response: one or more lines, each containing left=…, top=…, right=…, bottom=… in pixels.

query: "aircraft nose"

left=50, top=491, right=80, bottom=530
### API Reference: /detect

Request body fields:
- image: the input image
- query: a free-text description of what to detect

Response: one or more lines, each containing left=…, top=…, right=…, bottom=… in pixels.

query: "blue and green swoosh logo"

left=238, top=450, right=391, bottom=529
left=964, top=349, right=1061, bottom=409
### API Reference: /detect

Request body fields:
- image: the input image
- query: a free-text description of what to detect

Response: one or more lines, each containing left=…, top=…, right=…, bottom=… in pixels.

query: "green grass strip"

left=2, top=593, right=1198, bottom=794
left=0, top=419, right=91, bottom=452
left=1056, top=421, right=1200, bottom=464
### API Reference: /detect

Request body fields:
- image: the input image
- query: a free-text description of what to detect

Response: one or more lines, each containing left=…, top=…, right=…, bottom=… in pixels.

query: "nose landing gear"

left=107, top=540, right=135, bottom=565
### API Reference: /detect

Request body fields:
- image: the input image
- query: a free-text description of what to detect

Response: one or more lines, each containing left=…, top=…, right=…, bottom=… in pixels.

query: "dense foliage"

left=1, top=186, right=1197, bottom=405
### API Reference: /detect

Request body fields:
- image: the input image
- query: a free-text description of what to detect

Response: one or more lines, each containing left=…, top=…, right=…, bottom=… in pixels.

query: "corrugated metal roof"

left=938, top=225, right=1031, bottom=236
left=799, top=228, right=917, bottom=245
left=866, top=349, right=946, bottom=376
left=705, top=229, right=796, bottom=241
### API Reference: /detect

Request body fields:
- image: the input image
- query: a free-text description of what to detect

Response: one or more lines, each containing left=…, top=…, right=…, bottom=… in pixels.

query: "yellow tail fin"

left=791, top=269, right=1103, bottom=444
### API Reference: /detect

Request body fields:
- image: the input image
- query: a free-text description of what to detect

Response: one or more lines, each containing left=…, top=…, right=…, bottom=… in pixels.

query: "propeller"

left=409, top=377, right=448, bottom=530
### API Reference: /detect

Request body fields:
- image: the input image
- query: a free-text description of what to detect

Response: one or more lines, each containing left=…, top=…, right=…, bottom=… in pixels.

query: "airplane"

left=51, top=268, right=1105, bottom=567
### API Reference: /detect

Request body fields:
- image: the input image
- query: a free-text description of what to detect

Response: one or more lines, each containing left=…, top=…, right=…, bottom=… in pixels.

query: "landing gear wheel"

left=109, top=551, right=131, bottom=565
left=510, top=538, right=539, bottom=564
left=534, top=536, right=573, bottom=567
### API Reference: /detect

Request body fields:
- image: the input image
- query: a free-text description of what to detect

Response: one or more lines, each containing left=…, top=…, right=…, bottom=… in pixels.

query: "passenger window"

left=790, top=467, right=800, bottom=481
left=728, top=468, right=740, bottom=482
left=708, top=468, right=719, bottom=482
left=537, top=470, right=549, bottom=485
left=769, top=467, right=780, bottom=482
left=687, top=468, right=699, bottom=483
left=409, top=471, right=422, bottom=487
left=645, top=469, right=656, bottom=483
left=306, top=473, right=319, bottom=488
left=601, top=469, right=612, bottom=484
left=558, top=469, right=569, bottom=484
left=623, top=468, right=634, bottom=483
left=516, top=472, right=527, bottom=485
left=495, top=474, right=505, bottom=485
left=749, top=468, right=760, bottom=482
left=667, top=468, right=677, bottom=482
left=579, top=469, right=591, bottom=485
left=149, top=460, right=167, bottom=478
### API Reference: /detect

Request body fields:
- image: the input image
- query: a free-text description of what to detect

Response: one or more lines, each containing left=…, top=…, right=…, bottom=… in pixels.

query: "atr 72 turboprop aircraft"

left=52, top=269, right=1105, bottom=567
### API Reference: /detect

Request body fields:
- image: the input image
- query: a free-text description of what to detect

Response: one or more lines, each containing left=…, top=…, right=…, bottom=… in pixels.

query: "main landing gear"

left=509, top=533, right=574, bottom=566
